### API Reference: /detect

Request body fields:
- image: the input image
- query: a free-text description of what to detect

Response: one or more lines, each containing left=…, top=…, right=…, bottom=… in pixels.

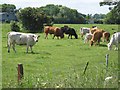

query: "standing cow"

left=7, top=32, right=40, bottom=53
left=107, top=32, right=120, bottom=50
left=80, top=27, right=90, bottom=38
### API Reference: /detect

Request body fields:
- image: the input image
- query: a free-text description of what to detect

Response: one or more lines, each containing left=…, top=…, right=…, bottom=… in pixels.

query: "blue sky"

left=0, top=0, right=110, bottom=15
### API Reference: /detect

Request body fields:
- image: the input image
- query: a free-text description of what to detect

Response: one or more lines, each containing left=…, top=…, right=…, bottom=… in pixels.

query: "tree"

left=99, top=1, right=120, bottom=24
left=0, top=4, right=16, bottom=12
left=37, top=4, right=86, bottom=24
left=17, top=7, right=51, bottom=32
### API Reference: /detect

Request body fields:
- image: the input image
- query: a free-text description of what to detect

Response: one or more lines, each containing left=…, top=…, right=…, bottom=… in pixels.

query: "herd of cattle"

left=7, top=25, right=120, bottom=53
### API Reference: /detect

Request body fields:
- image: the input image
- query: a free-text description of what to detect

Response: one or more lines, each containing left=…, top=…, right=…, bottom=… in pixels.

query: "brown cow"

left=44, top=26, right=64, bottom=39
left=102, top=32, right=110, bottom=42
left=90, top=29, right=104, bottom=46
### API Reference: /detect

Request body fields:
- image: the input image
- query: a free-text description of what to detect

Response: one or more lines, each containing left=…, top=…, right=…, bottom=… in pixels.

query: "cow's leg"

left=102, top=37, right=105, bottom=42
left=7, top=39, right=11, bottom=53
left=86, top=38, right=89, bottom=43
left=84, top=38, right=86, bottom=43
left=26, top=45, right=29, bottom=53
left=98, top=39, right=101, bottom=45
left=45, top=33, right=48, bottom=39
left=30, top=46, right=33, bottom=53
left=68, top=35, right=70, bottom=39
left=81, top=33, right=84, bottom=40
left=114, top=43, right=118, bottom=50
left=8, top=44, right=11, bottom=53
left=107, top=37, right=110, bottom=42
left=12, top=43, right=16, bottom=53
left=53, top=35, right=55, bottom=39
left=71, top=35, right=72, bottom=39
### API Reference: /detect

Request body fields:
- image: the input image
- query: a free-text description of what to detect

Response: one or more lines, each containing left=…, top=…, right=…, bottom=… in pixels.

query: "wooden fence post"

left=105, top=54, right=109, bottom=71
left=17, top=63, right=24, bottom=83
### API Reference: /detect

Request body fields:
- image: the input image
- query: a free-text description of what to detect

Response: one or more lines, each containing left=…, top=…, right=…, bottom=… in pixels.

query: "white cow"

left=80, top=27, right=90, bottom=38
left=7, top=32, right=40, bottom=53
left=84, top=33, right=93, bottom=43
left=107, top=32, right=120, bottom=50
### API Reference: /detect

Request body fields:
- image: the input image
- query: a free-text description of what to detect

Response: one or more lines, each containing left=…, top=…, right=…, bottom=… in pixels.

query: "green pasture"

left=1, top=23, right=119, bottom=88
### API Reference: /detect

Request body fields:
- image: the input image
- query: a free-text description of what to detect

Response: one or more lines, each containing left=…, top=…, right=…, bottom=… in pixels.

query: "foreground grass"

left=2, top=23, right=118, bottom=88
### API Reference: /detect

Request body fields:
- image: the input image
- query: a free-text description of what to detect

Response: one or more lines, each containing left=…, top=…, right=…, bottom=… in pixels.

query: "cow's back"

left=92, top=30, right=102, bottom=41
left=54, top=27, right=62, bottom=36
left=44, top=26, right=55, bottom=34
left=54, top=27, right=64, bottom=38
left=8, top=32, right=28, bottom=45
left=80, top=27, right=90, bottom=34
left=90, top=28, right=97, bottom=34
left=114, top=32, right=120, bottom=43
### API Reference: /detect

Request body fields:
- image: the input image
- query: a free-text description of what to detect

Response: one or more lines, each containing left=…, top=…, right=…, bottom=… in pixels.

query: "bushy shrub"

left=10, top=21, right=20, bottom=32
left=17, top=7, right=51, bottom=33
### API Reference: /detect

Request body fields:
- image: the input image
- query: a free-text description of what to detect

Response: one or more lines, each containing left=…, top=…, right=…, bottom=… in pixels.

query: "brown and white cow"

left=90, top=29, right=104, bottom=46
left=102, top=32, right=110, bottom=42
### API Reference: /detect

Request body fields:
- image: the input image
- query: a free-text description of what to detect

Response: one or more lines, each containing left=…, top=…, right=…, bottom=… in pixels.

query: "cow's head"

left=90, top=40, right=94, bottom=46
left=61, top=26, right=69, bottom=33
left=75, top=34, right=78, bottom=39
left=60, top=34, right=64, bottom=39
left=32, top=35, right=40, bottom=42
left=107, top=43, right=112, bottom=50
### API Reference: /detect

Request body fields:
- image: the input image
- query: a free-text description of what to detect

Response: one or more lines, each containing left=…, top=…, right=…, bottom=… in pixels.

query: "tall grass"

left=1, top=23, right=118, bottom=88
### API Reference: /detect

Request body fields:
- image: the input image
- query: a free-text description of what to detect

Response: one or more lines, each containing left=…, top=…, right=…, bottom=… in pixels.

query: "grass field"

left=1, top=23, right=119, bottom=88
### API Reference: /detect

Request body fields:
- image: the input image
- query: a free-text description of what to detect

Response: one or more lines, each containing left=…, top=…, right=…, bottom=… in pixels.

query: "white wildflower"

left=105, top=76, right=113, bottom=81
left=56, top=85, right=60, bottom=88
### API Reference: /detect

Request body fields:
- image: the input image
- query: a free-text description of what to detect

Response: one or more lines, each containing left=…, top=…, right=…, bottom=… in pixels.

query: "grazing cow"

left=53, top=27, right=64, bottom=39
left=44, top=26, right=64, bottom=39
left=61, top=26, right=78, bottom=39
left=102, top=32, right=110, bottom=42
left=90, top=29, right=104, bottom=46
left=107, top=32, right=120, bottom=50
left=84, top=33, right=93, bottom=43
left=7, top=32, right=40, bottom=53
left=80, top=27, right=90, bottom=38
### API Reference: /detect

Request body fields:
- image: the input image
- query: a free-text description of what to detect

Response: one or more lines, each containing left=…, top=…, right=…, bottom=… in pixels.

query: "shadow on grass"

left=99, top=44, right=107, bottom=47
left=25, top=51, right=51, bottom=55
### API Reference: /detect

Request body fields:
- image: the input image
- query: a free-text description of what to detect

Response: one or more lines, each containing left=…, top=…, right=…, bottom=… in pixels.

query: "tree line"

left=1, top=2, right=119, bottom=32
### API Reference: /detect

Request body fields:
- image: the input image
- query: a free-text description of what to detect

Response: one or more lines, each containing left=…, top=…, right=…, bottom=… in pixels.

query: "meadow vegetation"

left=1, top=23, right=119, bottom=88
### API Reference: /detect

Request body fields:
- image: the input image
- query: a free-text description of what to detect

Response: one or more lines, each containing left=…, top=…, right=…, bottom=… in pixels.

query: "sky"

left=0, top=0, right=111, bottom=15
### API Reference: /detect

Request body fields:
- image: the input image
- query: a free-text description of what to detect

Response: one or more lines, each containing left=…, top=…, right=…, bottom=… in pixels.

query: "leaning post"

left=83, top=61, right=89, bottom=75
